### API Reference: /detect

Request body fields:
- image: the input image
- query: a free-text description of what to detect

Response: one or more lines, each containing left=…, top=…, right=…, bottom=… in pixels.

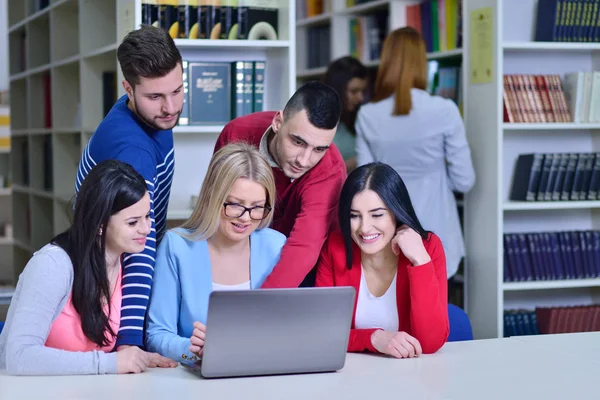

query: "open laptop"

left=182, top=286, right=356, bottom=379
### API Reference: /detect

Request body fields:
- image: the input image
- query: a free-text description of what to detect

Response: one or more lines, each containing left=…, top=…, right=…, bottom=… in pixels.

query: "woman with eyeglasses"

left=145, top=142, right=286, bottom=362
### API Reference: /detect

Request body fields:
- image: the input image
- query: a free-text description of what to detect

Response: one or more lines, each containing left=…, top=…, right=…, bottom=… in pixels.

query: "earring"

left=98, top=228, right=103, bottom=236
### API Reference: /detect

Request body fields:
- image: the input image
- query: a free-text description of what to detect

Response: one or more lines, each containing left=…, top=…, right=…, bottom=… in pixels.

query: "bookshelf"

left=295, top=0, right=467, bottom=306
left=295, top=0, right=464, bottom=80
left=464, top=0, right=600, bottom=338
left=7, top=0, right=296, bottom=279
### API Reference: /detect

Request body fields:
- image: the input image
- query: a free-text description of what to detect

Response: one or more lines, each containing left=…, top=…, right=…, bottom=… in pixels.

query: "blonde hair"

left=179, top=142, right=276, bottom=241
left=371, top=27, right=428, bottom=116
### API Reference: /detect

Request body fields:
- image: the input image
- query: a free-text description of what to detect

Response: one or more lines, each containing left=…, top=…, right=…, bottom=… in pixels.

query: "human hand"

left=116, top=346, right=178, bottom=374
left=371, top=330, right=423, bottom=359
left=116, top=345, right=132, bottom=352
left=189, top=321, right=207, bottom=357
left=392, top=225, right=431, bottom=266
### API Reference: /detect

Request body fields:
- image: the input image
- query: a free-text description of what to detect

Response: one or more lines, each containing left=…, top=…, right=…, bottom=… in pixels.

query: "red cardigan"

left=315, top=231, right=449, bottom=354
left=214, top=111, right=347, bottom=288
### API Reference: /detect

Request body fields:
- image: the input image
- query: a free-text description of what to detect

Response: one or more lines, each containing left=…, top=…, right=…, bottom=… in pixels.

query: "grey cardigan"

left=356, top=89, right=476, bottom=278
left=0, top=244, right=118, bottom=375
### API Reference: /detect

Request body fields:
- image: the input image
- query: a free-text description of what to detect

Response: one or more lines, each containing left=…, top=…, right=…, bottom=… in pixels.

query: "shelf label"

left=470, top=7, right=494, bottom=85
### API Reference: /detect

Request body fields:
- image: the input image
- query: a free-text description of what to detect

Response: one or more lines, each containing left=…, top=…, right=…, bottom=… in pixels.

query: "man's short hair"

left=283, top=81, right=341, bottom=130
left=117, top=25, right=183, bottom=87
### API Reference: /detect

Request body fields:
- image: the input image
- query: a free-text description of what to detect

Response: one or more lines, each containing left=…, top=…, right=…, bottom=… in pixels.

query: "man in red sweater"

left=214, top=81, right=347, bottom=288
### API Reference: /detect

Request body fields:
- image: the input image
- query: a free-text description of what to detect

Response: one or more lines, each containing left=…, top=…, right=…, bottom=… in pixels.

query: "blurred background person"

left=324, top=56, right=368, bottom=172
left=355, top=27, right=475, bottom=279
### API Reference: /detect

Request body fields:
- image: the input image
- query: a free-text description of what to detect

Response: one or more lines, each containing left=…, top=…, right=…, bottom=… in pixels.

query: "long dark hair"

left=52, top=160, right=148, bottom=347
left=338, top=162, right=429, bottom=269
left=323, top=56, right=367, bottom=135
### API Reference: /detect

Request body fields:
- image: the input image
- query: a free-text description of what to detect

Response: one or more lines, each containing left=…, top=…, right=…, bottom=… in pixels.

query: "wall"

left=0, top=0, right=7, bottom=91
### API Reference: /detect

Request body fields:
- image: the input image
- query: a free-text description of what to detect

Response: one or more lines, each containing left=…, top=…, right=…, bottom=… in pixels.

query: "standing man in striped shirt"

left=76, top=26, right=181, bottom=350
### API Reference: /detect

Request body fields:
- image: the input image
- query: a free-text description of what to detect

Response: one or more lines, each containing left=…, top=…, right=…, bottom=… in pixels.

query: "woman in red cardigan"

left=316, top=162, right=449, bottom=358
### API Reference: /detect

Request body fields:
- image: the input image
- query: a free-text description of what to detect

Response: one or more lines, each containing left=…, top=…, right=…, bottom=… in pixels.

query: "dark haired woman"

left=0, top=160, right=177, bottom=375
left=316, top=162, right=449, bottom=358
left=323, top=56, right=368, bottom=172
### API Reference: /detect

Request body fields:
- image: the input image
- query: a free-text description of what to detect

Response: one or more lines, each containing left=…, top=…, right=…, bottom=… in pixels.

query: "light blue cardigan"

left=145, top=227, right=286, bottom=362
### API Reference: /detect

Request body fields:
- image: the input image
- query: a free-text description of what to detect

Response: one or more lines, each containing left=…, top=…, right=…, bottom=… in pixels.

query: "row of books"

left=406, top=0, right=463, bottom=53
left=504, top=310, right=540, bottom=336
left=142, top=0, right=280, bottom=40
left=510, top=153, right=600, bottom=202
left=505, top=305, right=600, bottom=337
left=503, top=74, right=571, bottom=124
left=348, top=11, right=388, bottom=64
left=297, top=0, right=331, bottom=19
left=564, top=71, right=600, bottom=123
left=178, top=60, right=265, bottom=126
left=535, top=0, right=600, bottom=42
left=306, top=26, right=331, bottom=69
left=504, top=230, right=600, bottom=282
left=428, top=61, right=462, bottom=110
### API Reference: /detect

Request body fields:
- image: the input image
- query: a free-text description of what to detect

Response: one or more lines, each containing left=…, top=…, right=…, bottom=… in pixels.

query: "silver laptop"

left=183, top=286, right=355, bottom=379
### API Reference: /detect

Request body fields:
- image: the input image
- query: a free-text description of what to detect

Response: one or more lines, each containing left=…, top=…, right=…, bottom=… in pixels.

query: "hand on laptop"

left=117, top=346, right=178, bottom=374
left=189, top=321, right=207, bottom=357
left=371, top=330, right=423, bottom=359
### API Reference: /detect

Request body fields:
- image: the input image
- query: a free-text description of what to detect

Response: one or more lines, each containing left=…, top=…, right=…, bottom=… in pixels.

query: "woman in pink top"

left=0, top=160, right=177, bottom=375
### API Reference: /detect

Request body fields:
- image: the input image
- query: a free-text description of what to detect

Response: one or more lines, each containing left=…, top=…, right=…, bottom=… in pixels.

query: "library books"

left=503, top=74, right=571, bottom=123
left=348, top=10, right=388, bottom=64
left=406, top=0, right=463, bottom=53
left=179, top=60, right=265, bottom=126
left=505, top=305, right=600, bottom=337
left=296, top=0, right=330, bottom=19
left=564, top=71, right=600, bottom=123
left=142, top=0, right=280, bottom=40
left=535, top=0, right=600, bottom=43
left=504, top=230, right=600, bottom=282
left=306, top=26, right=331, bottom=69
left=428, top=60, right=462, bottom=109
left=509, top=153, right=600, bottom=202
left=0, top=105, right=9, bottom=151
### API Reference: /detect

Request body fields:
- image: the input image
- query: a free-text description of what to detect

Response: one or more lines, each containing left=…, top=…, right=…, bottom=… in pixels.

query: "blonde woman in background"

left=145, top=143, right=286, bottom=363
left=355, top=27, right=475, bottom=279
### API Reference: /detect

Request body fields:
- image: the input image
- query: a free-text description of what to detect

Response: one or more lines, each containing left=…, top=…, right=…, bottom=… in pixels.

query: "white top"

left=354, top=267, right=399, bottom=331
left=356, top=89, right=476, bottom=278
left=211, top=281, right=251, bottom=291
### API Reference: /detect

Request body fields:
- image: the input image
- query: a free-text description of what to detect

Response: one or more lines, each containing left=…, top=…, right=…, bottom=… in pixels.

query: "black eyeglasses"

left=223, top=202, right=272, bottom=221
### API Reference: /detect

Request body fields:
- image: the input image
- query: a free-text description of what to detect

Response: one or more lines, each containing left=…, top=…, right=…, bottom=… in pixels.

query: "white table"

left=1, top=336, right=599, bottom=400
left=511, top=331, right=600, bottom=362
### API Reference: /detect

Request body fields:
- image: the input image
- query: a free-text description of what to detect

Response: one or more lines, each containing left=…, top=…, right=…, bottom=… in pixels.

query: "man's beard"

left=131, top=99, right=181, bottom=131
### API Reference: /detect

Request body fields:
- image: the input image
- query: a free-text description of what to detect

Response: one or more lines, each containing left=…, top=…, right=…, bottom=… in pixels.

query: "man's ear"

left=122, top=79, right=134, bottom=100
left=271, top=110, right=284, bottom=134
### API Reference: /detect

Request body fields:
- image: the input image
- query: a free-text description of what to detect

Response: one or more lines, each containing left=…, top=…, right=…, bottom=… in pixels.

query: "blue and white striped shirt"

left=76, top=95, right=174, bottom=347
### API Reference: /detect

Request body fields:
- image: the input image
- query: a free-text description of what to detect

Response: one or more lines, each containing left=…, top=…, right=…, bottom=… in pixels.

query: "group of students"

left=0, top=23, right=473, bottom=376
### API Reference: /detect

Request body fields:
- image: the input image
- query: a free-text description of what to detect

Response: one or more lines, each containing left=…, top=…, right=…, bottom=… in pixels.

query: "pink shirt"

left=45, top=268, right=122, bottom=352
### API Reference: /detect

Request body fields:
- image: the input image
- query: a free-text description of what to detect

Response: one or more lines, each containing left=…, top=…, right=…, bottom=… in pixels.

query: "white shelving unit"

left=7, top=0, right=296, bottom=276
left=295, top=0, right=464, bottom=81
left=295, top=0, right=468, bottom=307
left=464, top=0, right=600, bottom=339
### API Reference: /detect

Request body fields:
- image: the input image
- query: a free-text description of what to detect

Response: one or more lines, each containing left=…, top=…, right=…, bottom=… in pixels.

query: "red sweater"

left=315, top=231, right=449, bottom=354
left=214, top=111, right=347, bottom=288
